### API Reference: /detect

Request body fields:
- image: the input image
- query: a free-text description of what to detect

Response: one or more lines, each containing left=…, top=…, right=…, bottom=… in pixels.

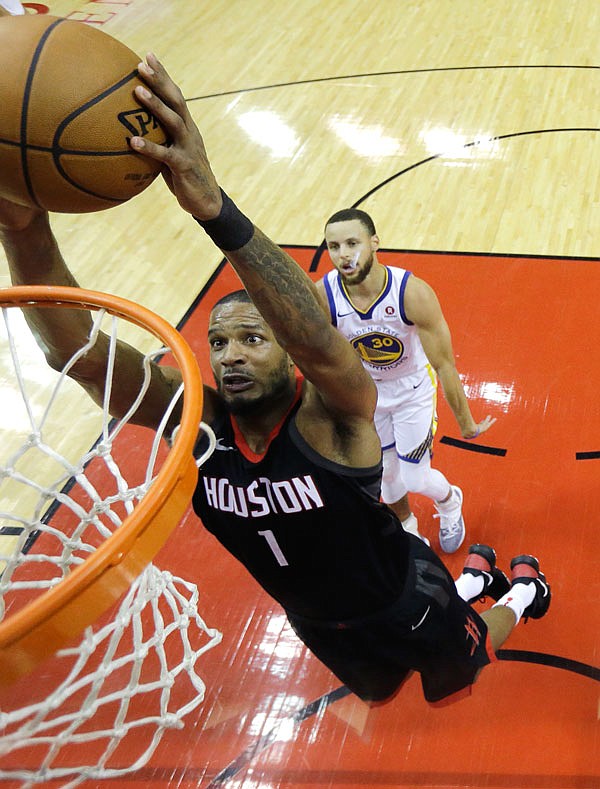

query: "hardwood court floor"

left=0, top=0, right=599, bottom=787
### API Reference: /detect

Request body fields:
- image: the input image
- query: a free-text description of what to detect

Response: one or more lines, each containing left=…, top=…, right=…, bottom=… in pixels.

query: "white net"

left=0, top=566, right=221, bottom=788
left=0, top=296, right=221, bottom=787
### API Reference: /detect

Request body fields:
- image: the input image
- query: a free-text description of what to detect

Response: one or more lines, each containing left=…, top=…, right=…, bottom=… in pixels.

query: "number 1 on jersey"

left=258, top=529, right=289, bottom=566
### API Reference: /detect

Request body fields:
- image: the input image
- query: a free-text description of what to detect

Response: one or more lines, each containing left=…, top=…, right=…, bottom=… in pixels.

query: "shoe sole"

left=466, top=543, right=497, bottom=567
left=510, top=554, right=540, bottom=574
left=463, top=544, right=509, bottom=601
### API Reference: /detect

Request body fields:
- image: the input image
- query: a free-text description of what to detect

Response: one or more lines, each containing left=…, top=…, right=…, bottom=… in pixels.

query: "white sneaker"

left=0, top=0, right=25, bottom=15
left=401, top=513, right=431, bottom=547
left=434, top=485, right=465, bottom=553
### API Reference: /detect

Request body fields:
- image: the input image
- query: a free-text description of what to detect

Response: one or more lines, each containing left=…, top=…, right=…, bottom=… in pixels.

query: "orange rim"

left=0, top=286, right=204, bottom=685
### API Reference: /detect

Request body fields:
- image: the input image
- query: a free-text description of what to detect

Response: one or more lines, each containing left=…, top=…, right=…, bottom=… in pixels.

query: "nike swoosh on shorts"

left=411, top=605, right=431, bottom=630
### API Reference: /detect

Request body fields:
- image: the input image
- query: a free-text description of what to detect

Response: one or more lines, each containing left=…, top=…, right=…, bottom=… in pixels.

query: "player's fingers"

left=129, top=124, right=171, bottom=163
left=133, top=82, right=185, bottom=142
left=478, top=415, right=497, bottom=434
left=137, top=53, right=192, bottom=127
left=130, top=83, right=193, bottom=170
left=463, top=415, right=496, bottom=440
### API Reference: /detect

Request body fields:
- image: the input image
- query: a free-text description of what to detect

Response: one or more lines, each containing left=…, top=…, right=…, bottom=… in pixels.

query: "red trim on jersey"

left=231, top=376, right=303, bottom=463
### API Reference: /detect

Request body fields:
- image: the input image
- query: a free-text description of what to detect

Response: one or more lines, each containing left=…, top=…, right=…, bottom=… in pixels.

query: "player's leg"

left=399, top=538, right=495, bottom=704
left=432, top=483, right=465, bottom=544
left=374, top=399, right=426, bottom=541
left=416, top=545, right=551, bottom=704
left=381, top=448, right=430, bottom=544
left=391, top=377, right=465, bottom=552
left=461, top=550, right=551, bottom=651
left=392, top=496, right=411, bottom=521
left=395, top=422, right=465, bottom=553
left=381, top=454, right=410, bottom=521
left=401, top=454, right=465, bottom=552
left=478, top=605, right=516, bottom=651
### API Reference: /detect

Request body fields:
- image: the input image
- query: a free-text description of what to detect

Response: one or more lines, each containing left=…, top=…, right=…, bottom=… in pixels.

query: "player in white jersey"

left=317, top=208, right=496, bottom=552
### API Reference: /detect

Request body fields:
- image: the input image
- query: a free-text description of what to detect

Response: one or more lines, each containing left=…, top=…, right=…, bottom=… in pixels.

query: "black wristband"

left=193, top=189, right=254, bottom=251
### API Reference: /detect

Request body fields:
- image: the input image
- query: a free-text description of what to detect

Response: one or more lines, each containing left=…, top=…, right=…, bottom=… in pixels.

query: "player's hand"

left=462, top=415, right=496, bottom=440
left=0, top=196, right=41, bottom=233
left=130, top=53, right=223, bottom=221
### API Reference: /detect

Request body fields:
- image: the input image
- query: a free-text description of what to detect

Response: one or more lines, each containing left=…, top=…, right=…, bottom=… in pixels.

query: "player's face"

left=325, top=219, right=379, bottom=285
left=208, top=301, right=295, bottom=415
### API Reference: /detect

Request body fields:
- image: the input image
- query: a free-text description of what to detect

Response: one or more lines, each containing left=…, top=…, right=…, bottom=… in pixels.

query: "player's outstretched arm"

left=131, top=54, right=377, bottom=425
left=0, top=201, right=183, bottom=431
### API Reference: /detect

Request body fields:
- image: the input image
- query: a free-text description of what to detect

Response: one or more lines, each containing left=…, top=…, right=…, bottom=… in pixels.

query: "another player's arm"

left=225, top=229, right=375, bottom=415
left=314, top=278, right=333, bottom=317
left=404, top=275, right=495, bottom=439
left=0, top=205, right=188, bottom=432
left=131, top=56, right=378, bottom=432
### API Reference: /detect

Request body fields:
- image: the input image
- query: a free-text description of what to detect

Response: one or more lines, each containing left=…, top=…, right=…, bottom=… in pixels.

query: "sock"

left=401, top=513, right=430, bottom=546
left=435, top=486, right=456, bottom=511
left=492, top=582, right=536, bottom=624
left=455, top=572, right=485, bottom=602
left=401, top=513, right=419, bottom=536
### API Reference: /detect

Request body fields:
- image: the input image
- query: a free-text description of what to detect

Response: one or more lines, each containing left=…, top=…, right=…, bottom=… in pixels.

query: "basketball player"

left=0, top=55, right=551, bottom=705
left=317, top=211, right=496, bottom=552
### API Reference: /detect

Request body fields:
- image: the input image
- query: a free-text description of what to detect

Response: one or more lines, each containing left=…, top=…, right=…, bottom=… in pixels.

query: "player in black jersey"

left=0, top=55, right=551, bottom=704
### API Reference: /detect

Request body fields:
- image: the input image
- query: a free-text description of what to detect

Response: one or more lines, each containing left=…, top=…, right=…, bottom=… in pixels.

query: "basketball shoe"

left=434, top=485, right=465, bottom=553
left=509, top=554, right=551, bottom=621
left=461, top=544, right=510, bottom=604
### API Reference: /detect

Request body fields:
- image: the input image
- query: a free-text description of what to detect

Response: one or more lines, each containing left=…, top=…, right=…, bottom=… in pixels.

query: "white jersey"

left=322, top=265, right=430, bottom=382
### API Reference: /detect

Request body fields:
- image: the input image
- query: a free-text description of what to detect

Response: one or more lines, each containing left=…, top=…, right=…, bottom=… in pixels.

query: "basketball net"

left=0, top=287, right=221, bottom=787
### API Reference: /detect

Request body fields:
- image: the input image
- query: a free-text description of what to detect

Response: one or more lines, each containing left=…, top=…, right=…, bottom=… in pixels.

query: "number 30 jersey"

left=322, top=266, right=429, bottom=381
left=192, top=392, right=410, bottom=623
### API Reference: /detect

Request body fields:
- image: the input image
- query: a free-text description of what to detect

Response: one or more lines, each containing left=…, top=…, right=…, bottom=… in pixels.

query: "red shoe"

left=462, top=544, right=510, bottom=603
left=510, top=554, right=551, bottom=621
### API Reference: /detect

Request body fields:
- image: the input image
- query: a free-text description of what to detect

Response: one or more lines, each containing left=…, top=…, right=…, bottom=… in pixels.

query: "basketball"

left=0, top=15, right=168, bottom=213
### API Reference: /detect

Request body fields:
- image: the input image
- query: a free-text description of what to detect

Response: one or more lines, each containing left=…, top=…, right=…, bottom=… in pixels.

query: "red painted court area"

left=4, top=246, right=599, bottom=788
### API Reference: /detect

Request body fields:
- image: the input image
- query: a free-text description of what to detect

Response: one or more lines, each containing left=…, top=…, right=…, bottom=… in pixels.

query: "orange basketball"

left=0, top=15, right=167, bottom=213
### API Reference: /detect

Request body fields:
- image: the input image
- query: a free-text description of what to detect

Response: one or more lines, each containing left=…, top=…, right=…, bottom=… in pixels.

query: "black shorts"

left=287, top=536, right=494, bottom=704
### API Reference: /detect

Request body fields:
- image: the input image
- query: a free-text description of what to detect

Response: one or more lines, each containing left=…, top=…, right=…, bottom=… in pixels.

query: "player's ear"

left=371, top=234, right=380, bottom=252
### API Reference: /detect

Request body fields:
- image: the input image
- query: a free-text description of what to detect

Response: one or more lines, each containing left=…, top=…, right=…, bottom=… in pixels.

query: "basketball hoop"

left=0, top=285, right=221, bottom=785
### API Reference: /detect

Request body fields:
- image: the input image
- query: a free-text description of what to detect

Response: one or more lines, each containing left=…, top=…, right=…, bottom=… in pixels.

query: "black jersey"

left=192, top=392, right=411, bottom=621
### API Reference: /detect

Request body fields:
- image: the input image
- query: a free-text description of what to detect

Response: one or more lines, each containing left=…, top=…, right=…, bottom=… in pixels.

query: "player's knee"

left=381, top=452, right=407, bottom=503
left=400, top=461, right=432, bottom=495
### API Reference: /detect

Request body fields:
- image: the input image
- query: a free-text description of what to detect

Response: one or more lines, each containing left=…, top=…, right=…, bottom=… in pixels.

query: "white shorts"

left=374, top=365, right=438, bottom=461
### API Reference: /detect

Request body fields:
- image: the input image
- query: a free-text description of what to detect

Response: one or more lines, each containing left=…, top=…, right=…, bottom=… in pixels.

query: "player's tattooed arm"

left=225, top=228, right=376, bottom=420
left=132, top=53, right=376, bottom=423
left=226, top=227, right=328, bottom=348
